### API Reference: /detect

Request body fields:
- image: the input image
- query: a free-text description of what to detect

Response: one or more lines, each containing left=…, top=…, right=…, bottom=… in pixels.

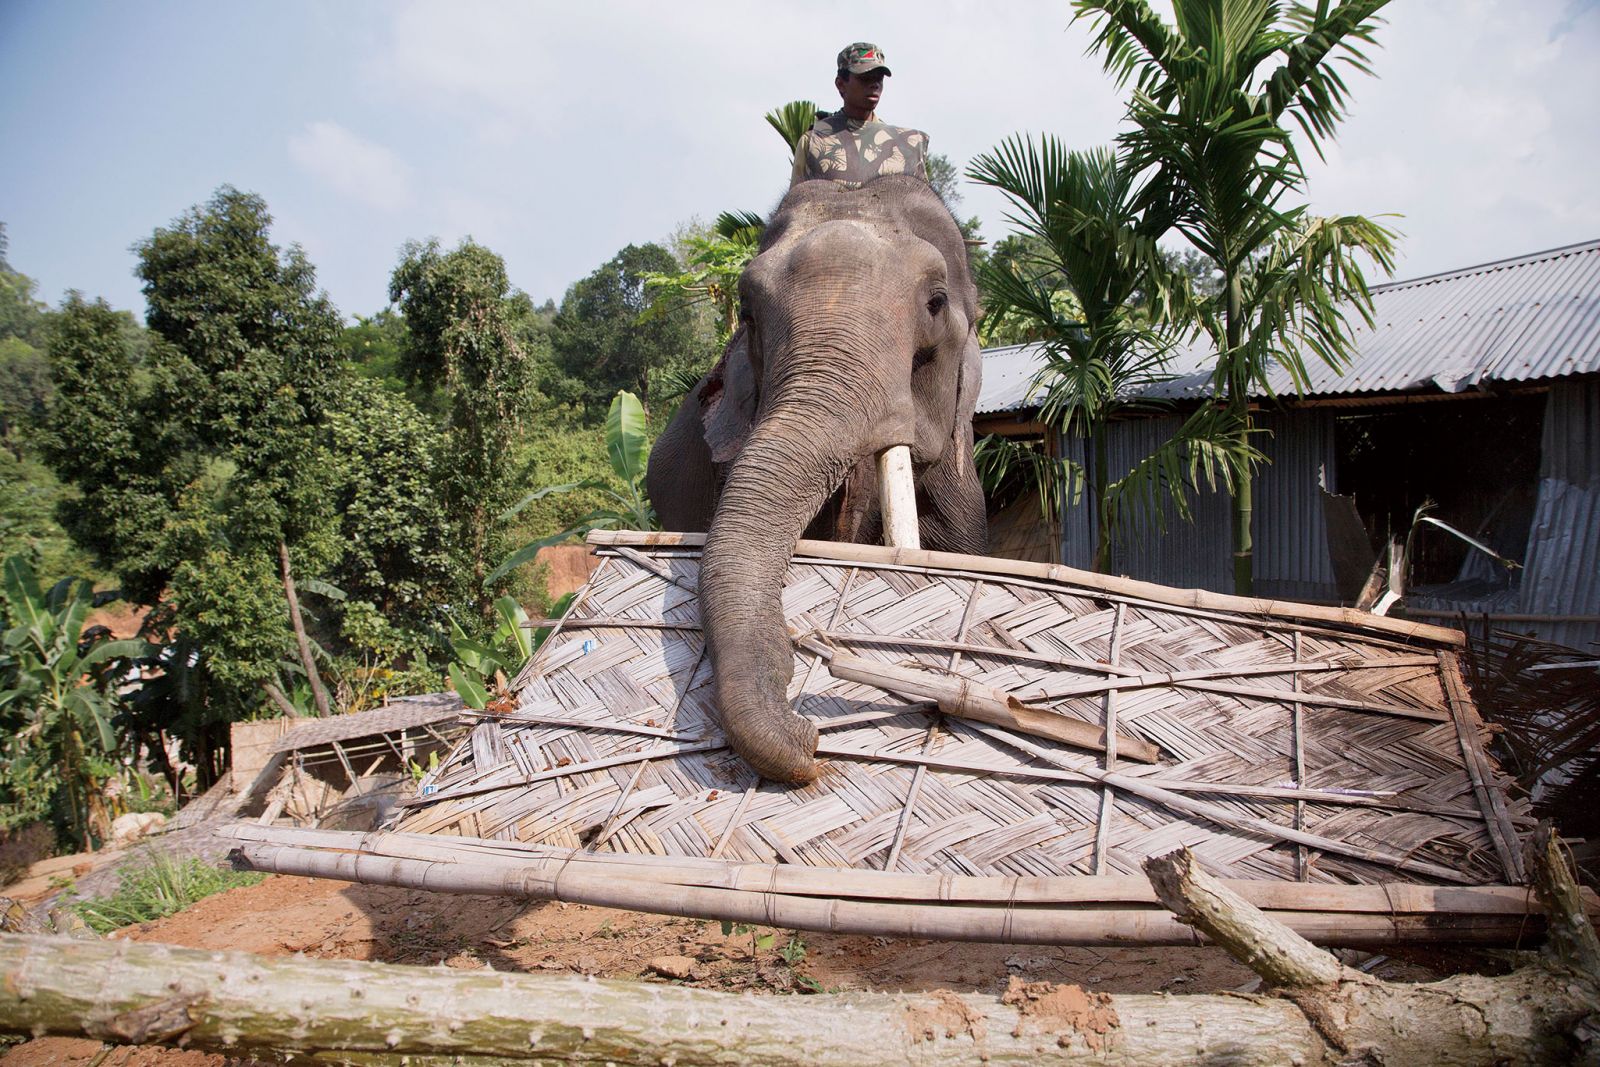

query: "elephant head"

left=647, top=175, right=987, bottom=784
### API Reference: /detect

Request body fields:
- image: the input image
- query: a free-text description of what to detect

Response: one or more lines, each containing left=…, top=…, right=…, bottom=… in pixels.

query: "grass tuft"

left=71, top=852, right=266, bottom=933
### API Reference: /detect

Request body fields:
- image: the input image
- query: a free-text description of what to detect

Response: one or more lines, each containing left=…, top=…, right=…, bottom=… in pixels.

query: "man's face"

left=835, top=68, right=886, bottom=116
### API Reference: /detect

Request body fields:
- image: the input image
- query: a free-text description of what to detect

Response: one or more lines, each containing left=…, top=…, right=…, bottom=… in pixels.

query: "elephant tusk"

left=876, top=444, right=920, bottom=549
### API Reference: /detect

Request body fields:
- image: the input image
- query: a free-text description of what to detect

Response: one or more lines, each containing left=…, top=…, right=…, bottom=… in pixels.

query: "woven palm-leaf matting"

left=390, top=532, right=1526, bottom=896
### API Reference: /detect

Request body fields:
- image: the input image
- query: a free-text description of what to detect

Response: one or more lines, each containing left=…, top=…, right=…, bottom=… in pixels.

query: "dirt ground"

left=2, top=864, right=1442, bottom=1064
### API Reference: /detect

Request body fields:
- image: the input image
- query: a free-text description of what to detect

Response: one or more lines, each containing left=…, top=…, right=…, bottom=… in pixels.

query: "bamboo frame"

left=587, top=530, right=1467, bottom=646
left=383, top=533, right=1525, bottom=933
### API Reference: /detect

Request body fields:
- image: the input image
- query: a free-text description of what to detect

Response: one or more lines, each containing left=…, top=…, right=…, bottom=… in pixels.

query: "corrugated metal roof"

left=978, top=342, right=1046, bottom=414
left=976, top=239, right=1600, bottom=414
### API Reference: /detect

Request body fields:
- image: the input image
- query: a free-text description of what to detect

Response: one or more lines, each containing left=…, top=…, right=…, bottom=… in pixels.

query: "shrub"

left=70, top=852, right=265, bottom=933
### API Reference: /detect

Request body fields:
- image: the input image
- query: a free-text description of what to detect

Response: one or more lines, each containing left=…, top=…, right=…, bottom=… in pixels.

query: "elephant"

left=646, top=174, right=988, bottom=785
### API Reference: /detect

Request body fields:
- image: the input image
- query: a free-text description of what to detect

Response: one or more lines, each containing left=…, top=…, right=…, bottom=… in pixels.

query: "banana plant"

left=0, top=555, right=152, bottom=848
left=446, top=594, right=533, bottom=710
left=487, top=390, right=656, bottom=586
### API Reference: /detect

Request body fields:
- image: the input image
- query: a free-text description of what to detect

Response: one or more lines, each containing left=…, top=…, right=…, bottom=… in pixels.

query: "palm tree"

left=1075, top=0, right=1398, bottom=593
left=969, top=141, right=1258, bottom=571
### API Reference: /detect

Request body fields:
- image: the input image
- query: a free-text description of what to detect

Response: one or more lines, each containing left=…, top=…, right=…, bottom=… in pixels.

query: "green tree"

left=925, top=153, right=985, bottom=247
left=390, top=239, right=541, bottom=615
left=37, top=188, right=349, bottom=778
left=0, top=225, right=58, bottom=459
left=550, top=243, right=697, bottom=420
left=0, top=224, right=50, bottom=349
left=643, top=211, right=764, bottom=347
left=323, top=377, right=456, bottom=628
left=1075, top=0, right=1397, bottom=593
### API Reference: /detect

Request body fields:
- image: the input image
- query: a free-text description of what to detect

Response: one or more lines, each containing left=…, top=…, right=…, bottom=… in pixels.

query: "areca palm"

left=969, top=140, right=1258, bottom=571
left=1076, top=0, right=1397, bottom=593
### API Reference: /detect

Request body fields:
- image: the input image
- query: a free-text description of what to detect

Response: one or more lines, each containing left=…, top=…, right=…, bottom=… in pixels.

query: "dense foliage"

left=0, top=179, right=723, bottom=843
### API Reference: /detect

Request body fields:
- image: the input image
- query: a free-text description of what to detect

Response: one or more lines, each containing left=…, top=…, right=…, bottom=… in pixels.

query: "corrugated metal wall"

left=1056, top=410, right=1339, bottom=600
left=1519, top=379, right=1600, bottom=651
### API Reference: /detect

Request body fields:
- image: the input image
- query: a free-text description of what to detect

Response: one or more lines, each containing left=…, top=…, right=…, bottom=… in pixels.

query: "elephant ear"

left=700, top=325, right=759, bottom=464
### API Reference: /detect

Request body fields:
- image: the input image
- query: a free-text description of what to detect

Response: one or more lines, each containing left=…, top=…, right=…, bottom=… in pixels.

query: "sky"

left=2, top=0, right=1598, bottom=321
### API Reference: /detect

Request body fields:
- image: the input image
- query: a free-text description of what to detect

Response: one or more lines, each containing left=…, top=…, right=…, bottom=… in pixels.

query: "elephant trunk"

left=699, top=404, right=864, bottom=784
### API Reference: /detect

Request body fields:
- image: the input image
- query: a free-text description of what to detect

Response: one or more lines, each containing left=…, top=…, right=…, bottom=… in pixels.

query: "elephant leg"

left=646, top=394, right=719, bottom=533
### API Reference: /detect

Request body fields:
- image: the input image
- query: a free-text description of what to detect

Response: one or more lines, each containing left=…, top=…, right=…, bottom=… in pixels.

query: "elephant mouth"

left=805, top=458, right=881, bottom=544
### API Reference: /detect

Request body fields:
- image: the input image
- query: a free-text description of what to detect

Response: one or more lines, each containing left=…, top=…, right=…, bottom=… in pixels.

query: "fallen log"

left=2, top=826, right=1595, bottom=1064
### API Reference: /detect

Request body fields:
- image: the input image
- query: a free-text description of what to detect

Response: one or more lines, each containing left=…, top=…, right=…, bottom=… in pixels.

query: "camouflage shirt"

left=788, top=111, right=930, bottom=189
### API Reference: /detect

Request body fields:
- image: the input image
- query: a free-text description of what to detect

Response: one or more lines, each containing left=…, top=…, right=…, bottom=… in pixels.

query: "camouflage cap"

left=837, top=42, right=891, bottom=76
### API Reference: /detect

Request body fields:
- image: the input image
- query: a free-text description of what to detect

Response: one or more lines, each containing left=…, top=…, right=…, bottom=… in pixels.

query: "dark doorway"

left=1334, top=394, right=1545, bottom=586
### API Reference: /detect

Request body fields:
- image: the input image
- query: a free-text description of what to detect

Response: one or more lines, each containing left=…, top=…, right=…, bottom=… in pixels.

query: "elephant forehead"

left=759, top=218, right=942, bottom=280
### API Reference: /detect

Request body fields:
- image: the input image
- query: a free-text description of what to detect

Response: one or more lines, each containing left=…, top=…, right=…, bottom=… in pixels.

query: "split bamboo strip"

left=509, top=555, right=611, bottom=690
left=225, top=826, right=1568, bottom=914
left=947, top=580, right=984, bottom=672
left=594, top=544, right=1449, bottom=656
left=883, top=722, right=939, bottom=871
left=526, top=617, right=701, bottom=632
left=612, top=544, right=697, bottom=591
left=794, top=569, right=861, bottom=706
left=824, top=650, right=1161, bottom=763
left=587, top=530, right=1467, bottom=646
left=460, top=709, right=697, bottom=742
left=1019, top=657, right=1441, bottom=701
left=1024, top=675, right=1447, bottom=722
left=709, top=780, right=759, bottom=860
left=1094, top=603, right=1127, bottom=875
left=228, top=840, right=1537, bottom=947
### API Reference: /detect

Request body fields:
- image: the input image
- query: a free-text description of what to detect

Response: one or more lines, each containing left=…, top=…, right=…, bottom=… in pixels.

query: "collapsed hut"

left=230, top=531, right=1570, bottom=948
left=175, top=694, right=467, bottom=832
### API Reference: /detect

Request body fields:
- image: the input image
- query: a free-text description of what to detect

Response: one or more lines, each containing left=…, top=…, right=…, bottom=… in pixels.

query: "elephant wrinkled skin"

left=647, top=176, right=988, bottom=784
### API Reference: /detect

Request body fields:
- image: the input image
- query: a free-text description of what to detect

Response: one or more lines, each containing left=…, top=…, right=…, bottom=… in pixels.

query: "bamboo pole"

left=876, top=444, right=920, bottom=549
left=586, top=530, right=1467, bottom=646
left=226, top=840, right=1537, bottom=947
left=1439, top=650, right=1526, bottom=883
left=222, top=825, right=1578, bottom=915
left=824, top=650, right=1160, bottom=763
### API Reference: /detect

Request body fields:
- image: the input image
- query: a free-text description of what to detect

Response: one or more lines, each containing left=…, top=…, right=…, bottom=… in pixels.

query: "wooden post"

left=877, top=444, right=920, bottom=549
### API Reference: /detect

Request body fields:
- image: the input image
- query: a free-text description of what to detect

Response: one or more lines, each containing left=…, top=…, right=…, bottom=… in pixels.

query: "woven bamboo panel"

left=391, top=536, right=1527, bottom=890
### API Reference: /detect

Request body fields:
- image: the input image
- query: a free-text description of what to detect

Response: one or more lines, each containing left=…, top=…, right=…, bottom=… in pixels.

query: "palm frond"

left=1102, top=403, right=1263, bottom=540
left=713, top=211, right=766, bottom=245
left=764, top=100, right=822, bottom=157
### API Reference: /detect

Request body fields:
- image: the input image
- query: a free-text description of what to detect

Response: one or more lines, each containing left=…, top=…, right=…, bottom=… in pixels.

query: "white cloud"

left=287, top=120, right=414, bottom=213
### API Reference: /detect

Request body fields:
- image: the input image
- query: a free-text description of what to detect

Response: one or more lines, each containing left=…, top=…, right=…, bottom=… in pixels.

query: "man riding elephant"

left=789, top=42, right=931, bottom=189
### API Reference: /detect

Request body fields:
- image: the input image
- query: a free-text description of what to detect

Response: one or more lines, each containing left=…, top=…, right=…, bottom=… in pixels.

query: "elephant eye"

left=926, top=292, right=947, bottom=315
